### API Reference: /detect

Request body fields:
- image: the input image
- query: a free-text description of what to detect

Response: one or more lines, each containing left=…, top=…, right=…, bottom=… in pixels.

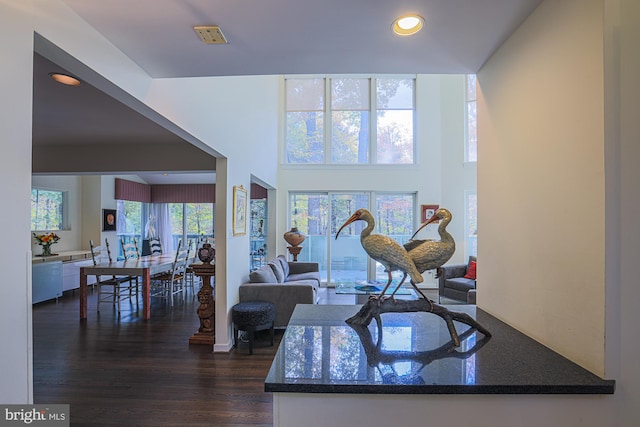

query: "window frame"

left=284, top=75, right=417, bottom=166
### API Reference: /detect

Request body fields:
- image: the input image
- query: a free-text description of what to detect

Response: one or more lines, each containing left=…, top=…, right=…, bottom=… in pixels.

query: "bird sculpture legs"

left=385, top=274, right=435, bottom=311
left=369, top=270, right=410, bottom=306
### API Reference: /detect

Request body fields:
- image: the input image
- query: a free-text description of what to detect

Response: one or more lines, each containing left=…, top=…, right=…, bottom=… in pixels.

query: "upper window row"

left=285, top=77, right=415, bottom=165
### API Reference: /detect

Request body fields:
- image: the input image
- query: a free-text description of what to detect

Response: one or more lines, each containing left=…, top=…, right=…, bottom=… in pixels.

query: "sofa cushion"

left=269, top=261, right=285, bottom=283
left=464, top=260, right=477, bottom=280
left=446, top=277, right=476, bottom=292
left=286, top=271, right=321, bottom=287
left=275, top=255, right=290, bottom=278
left=249, top=265, right=277, bottom=283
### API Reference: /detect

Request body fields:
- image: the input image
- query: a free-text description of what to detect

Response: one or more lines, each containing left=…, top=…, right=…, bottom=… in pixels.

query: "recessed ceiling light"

left=49, top=72, right=81, bottom=86
left=393, top=14, right=424, bottom=36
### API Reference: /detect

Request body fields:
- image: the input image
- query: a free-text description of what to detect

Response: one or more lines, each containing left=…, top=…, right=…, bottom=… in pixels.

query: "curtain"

left=152, top=204, right=174, bottom=253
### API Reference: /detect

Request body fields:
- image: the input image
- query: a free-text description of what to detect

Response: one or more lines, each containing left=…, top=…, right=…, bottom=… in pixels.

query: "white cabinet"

left=62, top=259, right=97, bottom=291
left=32, top=261, right=63, bottom=303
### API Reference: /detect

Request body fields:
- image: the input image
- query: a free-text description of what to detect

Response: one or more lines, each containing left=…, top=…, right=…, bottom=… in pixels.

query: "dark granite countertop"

left=265, top=304, right=615, bottom=394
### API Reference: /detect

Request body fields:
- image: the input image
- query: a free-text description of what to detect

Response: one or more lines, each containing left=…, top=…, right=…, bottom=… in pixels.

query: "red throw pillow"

left=464, top=261, right=477, bottom=280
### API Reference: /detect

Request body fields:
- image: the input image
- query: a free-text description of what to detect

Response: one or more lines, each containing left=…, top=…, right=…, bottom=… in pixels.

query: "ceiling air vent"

left=193, top=26, right=228, bottom=44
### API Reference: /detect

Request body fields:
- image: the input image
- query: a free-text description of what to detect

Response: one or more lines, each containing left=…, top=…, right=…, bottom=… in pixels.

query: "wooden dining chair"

left=90, top=239, right=134, bottom=313
left=107, top=237, right=139, bottom=298
left=121, top=237, right=140, bottom=260
left=150, top=240, right=189, bottom=307
left=149, top=238, right=163, bottom=255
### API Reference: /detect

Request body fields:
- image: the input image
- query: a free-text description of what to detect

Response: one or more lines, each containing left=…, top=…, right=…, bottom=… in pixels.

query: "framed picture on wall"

left=233, top=185, right=248, bottom=236
left=421, top=204, right=439, bottom=223
left=102, top=209, right=117, bottom=231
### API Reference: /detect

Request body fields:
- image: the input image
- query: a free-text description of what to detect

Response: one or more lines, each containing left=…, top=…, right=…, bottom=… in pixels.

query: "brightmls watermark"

left=1, top=405, right=69, bottom=426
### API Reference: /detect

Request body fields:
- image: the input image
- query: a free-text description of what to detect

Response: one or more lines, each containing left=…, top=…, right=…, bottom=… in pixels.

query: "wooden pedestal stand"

left=189, top=262, right=216, bottom=346
left=287, top=245, right=302, bottom=261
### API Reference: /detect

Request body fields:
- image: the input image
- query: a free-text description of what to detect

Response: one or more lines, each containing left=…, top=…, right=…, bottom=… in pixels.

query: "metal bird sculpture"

left=405, top=208, right=456, bottom=276
left=335, top=208, right=424, bottom=301
left=381, top=208, right=455, bottom=307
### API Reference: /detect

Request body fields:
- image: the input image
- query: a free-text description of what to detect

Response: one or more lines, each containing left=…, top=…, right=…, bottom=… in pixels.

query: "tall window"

left=290, top=192, right=415, bottom=284
left=466, top=191, right=478, bottom=258
left=31, top=188, right=66, bottom=231
left=169, top=203, right=214, bottom=249
left=250, top=198, right=268, bottom=271
left=116, top=200, right=143, bottom=258
left=286, top=76, right=415, bottom=164
left=376, top=78, right=414, bottom=164
left=466, top=74, right=477, bottom=162
left=285, top=78, right=325, bottom=163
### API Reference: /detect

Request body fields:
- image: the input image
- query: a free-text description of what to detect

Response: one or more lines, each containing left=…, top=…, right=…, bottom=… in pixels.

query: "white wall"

left=477, top=0, right=605, bottom=375
left=0, top=0, right=37, bottom=404
left=146, top=76, right=280, bottom=350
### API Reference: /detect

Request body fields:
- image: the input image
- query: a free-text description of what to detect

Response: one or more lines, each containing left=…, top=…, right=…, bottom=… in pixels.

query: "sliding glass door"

left=290, top=193, right=329, bottom=280
left=373, top=194, right=414, bottom=282
left=290, top=192, right=414, bottom=285
left=329, top=193, right=370, bottom=283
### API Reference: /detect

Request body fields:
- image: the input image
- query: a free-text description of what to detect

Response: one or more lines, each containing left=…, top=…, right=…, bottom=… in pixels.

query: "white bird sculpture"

left=376, top=208, right=455, bottom=309
left=335, top=208, right=423, bottom=301
left=405, top=208, right=456, bottom=276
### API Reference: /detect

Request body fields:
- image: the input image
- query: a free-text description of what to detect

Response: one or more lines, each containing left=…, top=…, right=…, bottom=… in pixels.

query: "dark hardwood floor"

left=33, top=285, right=444, bottom=426
left=32, top=286, right=283, bottom=426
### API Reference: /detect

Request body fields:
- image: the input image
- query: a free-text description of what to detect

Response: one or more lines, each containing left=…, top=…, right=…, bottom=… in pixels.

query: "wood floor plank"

left=33, top=288, right=280, bottom=426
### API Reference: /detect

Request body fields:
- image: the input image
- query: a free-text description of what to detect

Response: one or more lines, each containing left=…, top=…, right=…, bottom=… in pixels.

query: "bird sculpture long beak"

left=335, top=212, right=360, bottom=239
left=410, top=213, right=440, bottom=240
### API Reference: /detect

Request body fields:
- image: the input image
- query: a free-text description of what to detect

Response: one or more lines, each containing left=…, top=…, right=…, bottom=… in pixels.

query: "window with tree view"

left=290, top=192, right=414, bottom=284
left=170, top=203, right=214, bottom=249
left=286, top=76, right=415, bottom=164
left=31, top=188, right=65, bottom=231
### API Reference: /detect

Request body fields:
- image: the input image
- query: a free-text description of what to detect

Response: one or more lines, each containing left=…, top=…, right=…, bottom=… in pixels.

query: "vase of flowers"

left=33, top=232, right=60, bottom=256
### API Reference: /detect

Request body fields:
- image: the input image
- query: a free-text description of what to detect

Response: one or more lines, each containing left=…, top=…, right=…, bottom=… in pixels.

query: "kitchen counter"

left=266, top=304, right=614, bottom=394
left=266, top=304, right=616, bottom=426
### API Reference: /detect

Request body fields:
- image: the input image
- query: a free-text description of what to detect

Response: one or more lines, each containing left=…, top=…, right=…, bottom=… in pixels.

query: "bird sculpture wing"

left=409, top=243, right=455, bottom=273
left=364, top=235, right=424, bottom=284
left=403, top=238, right=433, bottom=252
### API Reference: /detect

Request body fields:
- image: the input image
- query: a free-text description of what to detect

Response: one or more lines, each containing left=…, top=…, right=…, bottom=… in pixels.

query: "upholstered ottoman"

left=231, top=301, right=275, bottom=354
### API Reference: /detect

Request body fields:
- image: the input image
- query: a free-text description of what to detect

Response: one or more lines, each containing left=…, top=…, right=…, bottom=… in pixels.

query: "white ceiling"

left=60, top=0, right=543, bottom=78
left=33, top=0, right=543, bottom=184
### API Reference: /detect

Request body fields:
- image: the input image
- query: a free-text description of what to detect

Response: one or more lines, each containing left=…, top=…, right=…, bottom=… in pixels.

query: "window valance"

left=115, top=178, right=151, bottom=202
left=115, top=178, right=215, bottom=203
left=152, top=184, right=215, bottom=203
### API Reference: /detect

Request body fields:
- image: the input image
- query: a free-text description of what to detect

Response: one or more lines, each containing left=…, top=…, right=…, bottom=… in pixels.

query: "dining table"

left=79, top=252, right=177, bottom=320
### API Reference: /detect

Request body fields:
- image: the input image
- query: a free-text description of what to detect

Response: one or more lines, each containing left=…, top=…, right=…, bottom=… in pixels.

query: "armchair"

left=438, top=256, right=477, bottom=304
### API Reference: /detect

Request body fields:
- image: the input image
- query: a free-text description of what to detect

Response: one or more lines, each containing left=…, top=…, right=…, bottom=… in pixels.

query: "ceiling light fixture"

left=49, top=72, right=81, bottom=86
left=393, top=14, right=424, bottom=36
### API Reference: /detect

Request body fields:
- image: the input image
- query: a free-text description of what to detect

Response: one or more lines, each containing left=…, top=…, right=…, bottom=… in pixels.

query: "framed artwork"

left=233, top=185, right=248, bottom=236
left=421, top=204, right=439, bottom=223
left=103, top=209, right=117, bottom=231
